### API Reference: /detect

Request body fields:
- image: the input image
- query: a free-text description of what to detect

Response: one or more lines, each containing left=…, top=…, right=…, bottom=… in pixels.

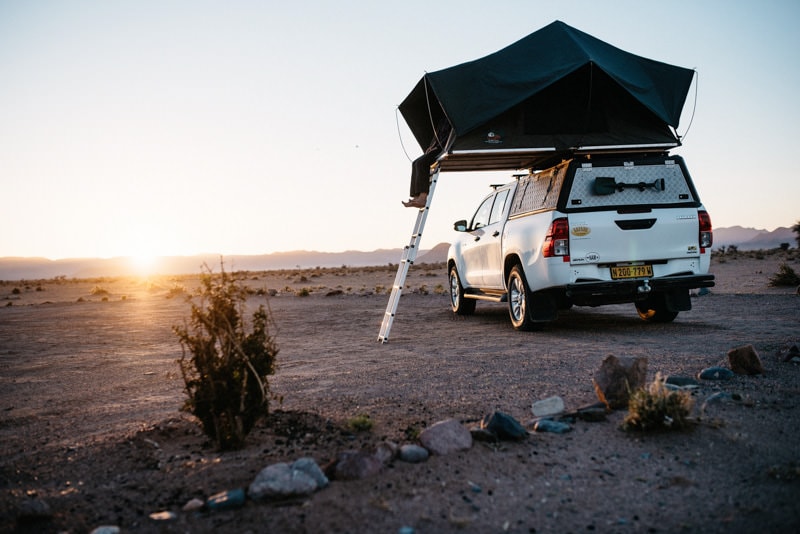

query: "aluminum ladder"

left=377, top=167, right=440, bottom=343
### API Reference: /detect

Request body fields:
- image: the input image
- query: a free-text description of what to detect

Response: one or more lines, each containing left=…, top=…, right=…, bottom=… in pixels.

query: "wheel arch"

left=503, top=254, right=523, bottom=288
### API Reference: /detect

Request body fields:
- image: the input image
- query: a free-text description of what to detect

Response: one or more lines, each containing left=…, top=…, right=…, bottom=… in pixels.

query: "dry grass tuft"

left=622, top=373, right=694, bottom=432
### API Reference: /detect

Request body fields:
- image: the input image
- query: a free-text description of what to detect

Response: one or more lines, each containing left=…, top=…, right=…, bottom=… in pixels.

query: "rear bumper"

left=565, top=274, right=715, bottom=299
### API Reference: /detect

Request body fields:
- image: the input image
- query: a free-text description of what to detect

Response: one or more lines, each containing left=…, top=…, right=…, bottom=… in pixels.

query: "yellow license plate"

left=610, top=265, right=653, bottom=279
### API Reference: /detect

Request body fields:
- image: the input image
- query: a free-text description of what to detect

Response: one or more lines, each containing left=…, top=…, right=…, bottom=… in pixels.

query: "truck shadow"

left=443, top=301, right=724, bottom=334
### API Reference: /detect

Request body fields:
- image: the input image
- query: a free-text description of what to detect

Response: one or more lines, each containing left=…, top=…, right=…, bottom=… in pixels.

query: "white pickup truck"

left=447, top=152, right=715, bottom=330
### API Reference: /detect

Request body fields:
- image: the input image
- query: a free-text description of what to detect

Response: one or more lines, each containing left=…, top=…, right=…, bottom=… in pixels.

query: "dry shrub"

left=174, top=262, right=278, bottom=450
left=769, top=262, right=800, bottom=287
left=90, top=286, right=109, bottom=296
left=622, top=373, right=694, bottom=432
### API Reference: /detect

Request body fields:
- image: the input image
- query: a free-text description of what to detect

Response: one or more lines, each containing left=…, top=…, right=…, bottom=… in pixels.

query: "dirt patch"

left=1, top=254, right=799, bottom=533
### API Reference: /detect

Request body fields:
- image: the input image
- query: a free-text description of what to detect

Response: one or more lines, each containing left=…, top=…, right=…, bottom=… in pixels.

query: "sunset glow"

left=128, top=253, right=159, bottom=275
left=1, top=2, right=797, bottom=261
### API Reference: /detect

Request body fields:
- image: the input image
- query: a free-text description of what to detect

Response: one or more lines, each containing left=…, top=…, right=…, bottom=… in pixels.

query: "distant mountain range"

left=0, top=227, right=794, bottom=281
left=0, top=246, right=449, bottom=281
left=711, top=226, right=795, bottom=251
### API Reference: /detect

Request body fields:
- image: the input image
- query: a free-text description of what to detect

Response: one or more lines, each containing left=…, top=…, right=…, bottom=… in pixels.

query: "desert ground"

left=1, top=249, right=799, bottom=533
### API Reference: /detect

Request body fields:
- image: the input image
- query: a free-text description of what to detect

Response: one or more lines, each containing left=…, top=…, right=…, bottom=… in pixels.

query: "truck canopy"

left=399, top=21, right=695, bottom=172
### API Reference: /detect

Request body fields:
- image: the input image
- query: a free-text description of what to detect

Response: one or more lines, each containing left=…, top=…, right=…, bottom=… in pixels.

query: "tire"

left=449, top=265, right=476, bottom=315
left=507, top=265, right=535, bottom=331
left=635, top=293, right=679, bottom=323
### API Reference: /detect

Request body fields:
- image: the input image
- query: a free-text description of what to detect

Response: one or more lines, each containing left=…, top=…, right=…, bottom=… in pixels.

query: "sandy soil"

left=1, top=251, right=799, bottom=533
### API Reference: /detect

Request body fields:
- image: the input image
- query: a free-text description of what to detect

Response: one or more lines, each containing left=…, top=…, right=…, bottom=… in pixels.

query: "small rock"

left=17, top=498, right=52, bottom=521
left=593, top=355, right=647, bottom=409
left=700, top=392, right=734, bottom=415
left=480, top=411, right=528, bottom=440
left=398, top=444, right=429, bottom=463
left=704, top=391, right=732, bottom=404
left=90, top=527, right=121, bottom=534
left=533, top=419, right=572, bottom=433
left=727, top=344, right=764, bottom=375
left=330, top=450, right=384, bottom=480
left=780, top=344, right=800, bottom=362
left=697, top=366, right=734, bottom=380
left=374, top=441, right=398, bottom=464
left=665, top=375, right=700, bottom=387
left=470, top=427, right=498, bottom=442
left=149, top=511, right=177, bottom=521
left=574, top=403, right=608, bottom=422
left=532, top=395, right=565, bottom=417
left=182, top=498, right=205, bottom=512
left=419, top=418, right=472, bottom=455
left=207, top=488, right=246, bottom=511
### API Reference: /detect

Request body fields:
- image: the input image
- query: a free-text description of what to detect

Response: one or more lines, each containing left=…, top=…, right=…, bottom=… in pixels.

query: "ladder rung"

left=378, top=167, right=440, bottom=343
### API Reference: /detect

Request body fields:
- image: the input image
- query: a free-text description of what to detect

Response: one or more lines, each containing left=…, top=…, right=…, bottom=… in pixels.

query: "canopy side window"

left=510, top=161, right=568, bottom=217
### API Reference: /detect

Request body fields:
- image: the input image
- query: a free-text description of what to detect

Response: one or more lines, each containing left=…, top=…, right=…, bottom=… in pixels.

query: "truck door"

left=458, top=194, right=494, bottom=287
left=480, top=188, right=511, bottom=289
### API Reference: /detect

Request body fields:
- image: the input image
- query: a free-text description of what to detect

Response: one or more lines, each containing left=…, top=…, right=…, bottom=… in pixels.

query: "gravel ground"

left=1, top=251, right=798, bottom=533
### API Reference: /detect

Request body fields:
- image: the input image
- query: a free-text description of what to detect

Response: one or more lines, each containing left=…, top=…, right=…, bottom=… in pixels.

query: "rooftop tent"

left=399, top=21, right=695, bottom=172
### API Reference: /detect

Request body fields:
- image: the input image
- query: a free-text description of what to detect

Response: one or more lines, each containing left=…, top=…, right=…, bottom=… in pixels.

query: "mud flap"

left=664, top=290, right=691, bottom=312
left=530, top=291, right=559, bottom=322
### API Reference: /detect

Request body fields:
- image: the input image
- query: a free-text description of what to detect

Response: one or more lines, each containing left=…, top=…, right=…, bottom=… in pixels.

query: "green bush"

left=347, top=414, right=374, bottom=432
left=174, top=263, right=278, bottom=450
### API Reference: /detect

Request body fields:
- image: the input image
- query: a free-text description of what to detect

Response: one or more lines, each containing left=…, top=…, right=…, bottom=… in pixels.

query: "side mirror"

left=453, top=219, right=468, bottom=232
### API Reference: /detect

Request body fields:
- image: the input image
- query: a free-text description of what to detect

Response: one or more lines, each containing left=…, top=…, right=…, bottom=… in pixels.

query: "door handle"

left=474, top=236, right=481, bottom=242
left=492, top=231, right=500, bottom=237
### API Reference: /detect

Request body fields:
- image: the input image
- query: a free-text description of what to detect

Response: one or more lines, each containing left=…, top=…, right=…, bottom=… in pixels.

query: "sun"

left=130, top=253, right=159, bottom=274
left=125, top=233, right=164, bottom=275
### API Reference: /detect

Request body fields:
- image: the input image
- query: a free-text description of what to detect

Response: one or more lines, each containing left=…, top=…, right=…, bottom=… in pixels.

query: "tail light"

left=698, top=210, right=713, bottom=251
left=543, top=217, right=570, bottom=261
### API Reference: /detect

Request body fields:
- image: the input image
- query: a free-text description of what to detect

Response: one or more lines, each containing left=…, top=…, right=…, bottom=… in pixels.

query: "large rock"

left=419, top=418, right=472, bottom=455
left=593, top=355, right=648, bottom=409
left=727, top=344, right=764, bottom=375
left=249, top=458, right=328, bottom=500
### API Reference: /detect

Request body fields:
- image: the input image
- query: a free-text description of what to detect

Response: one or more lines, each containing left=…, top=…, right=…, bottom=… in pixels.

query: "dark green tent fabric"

left=399, top=21, right=695, bottom=170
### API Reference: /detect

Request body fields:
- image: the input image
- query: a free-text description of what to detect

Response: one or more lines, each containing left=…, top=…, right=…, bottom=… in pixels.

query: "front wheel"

left=635, top=293, right=679, bottom=323
left=449, top=265, right=476, bottom=315
left=507, top=265, right=535, bottom=331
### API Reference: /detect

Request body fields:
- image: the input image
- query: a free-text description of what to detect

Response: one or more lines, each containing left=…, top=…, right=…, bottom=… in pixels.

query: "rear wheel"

left=507, top=265, right=535, bottom=331
left=449, top=265, right=476, bottom=315
left=635, top=293, right=679, bottom=323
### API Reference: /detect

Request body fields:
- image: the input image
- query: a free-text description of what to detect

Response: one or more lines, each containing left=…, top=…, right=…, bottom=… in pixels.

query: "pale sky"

left=1, top=0, right=798, bottom=260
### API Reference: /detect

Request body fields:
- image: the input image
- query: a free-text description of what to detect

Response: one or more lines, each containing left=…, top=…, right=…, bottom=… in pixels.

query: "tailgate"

left=568, top=208, right=701, bottom=265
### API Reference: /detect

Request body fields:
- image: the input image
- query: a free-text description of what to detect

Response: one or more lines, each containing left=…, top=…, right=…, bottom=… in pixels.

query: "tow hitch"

left=637, top=279, right=652, bottom=294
